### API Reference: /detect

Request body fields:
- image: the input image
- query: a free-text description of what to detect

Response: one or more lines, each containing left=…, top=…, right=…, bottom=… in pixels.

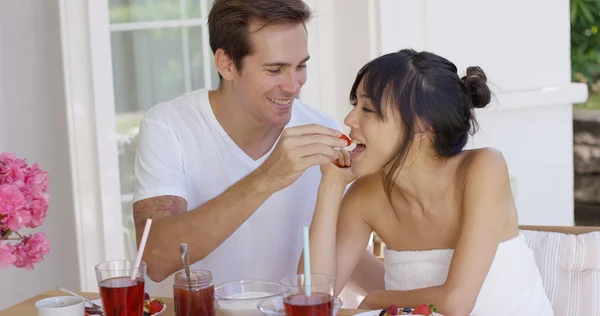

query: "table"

left=0, top=290, right=368, bottom=316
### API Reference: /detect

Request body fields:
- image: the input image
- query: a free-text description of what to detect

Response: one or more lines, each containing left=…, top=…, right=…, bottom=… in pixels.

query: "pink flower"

left=13, top=232, right=50, bottom=270
left=0, top=152, right=17, bottom=179
left=0, top=154, right=27, bottom=184
left=1, top=209, right=32, bottom=231
left=19, top=185, right=35, bottom=204
left=0, top=153, right=51, bottom=270
left=25, top=164, right=49, bottom=196
left=0, top=241, right=16, bottom=268
left=12, top=180, right=26, bottom=190
left=0, top=184, right=26, bottom=215
left=26, top=198, right=48, bottom=228
left=0, top=152, right=17, bottom=163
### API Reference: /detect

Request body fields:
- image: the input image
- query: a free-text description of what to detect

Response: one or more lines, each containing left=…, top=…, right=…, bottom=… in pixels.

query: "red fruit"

left=386, top=304, right=398, bottom=315
left=144, top=292, right=150, bottom=300
left=412, top=304, right=432, bottom=315
left=340, top=134, right=351, bottom=147
left=149, top=298, right=164, bottom=315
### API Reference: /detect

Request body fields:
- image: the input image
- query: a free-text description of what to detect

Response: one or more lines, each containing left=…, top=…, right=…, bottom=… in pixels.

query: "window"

left=108, top=0, right=219, bottom=258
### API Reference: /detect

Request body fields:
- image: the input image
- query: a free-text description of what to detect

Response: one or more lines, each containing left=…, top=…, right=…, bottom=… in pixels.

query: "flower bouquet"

left=0, top=152, right=50, bottom=269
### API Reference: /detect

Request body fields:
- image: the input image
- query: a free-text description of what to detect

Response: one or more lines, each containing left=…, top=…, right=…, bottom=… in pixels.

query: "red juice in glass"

left=173, top=269, right=215, bottom=316
left=99, top=276, right=145, bottom=316
left=283, top=292, right=334, bottom=316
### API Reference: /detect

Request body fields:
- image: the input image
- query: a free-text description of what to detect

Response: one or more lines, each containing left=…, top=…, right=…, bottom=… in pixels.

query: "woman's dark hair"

left=349, top=48, right=491, bottom=198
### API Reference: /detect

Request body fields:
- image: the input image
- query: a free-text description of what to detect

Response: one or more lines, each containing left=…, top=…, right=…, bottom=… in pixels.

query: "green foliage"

left=571, top=0, right=600, bottom=108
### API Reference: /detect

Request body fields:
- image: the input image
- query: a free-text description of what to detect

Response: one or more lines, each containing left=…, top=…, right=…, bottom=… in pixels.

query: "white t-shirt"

left=133, top=89, right=341, bottom=296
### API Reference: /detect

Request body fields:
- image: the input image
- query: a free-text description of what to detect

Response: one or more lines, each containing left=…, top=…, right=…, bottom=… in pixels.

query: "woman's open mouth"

left=349, top=139, right=366, bottom=159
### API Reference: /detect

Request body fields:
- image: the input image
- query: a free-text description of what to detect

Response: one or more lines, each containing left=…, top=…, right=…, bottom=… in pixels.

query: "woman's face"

left=344, top=79, right=404, bottom=176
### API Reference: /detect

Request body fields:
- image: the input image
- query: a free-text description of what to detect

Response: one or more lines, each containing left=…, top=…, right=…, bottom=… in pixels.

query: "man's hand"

left=255, top=124, right=348, bottom=191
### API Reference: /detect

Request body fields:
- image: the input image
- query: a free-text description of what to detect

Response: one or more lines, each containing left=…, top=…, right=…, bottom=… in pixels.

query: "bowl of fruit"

left=359, top=304, right=439, bottom=316
left=143, top=292, right=166, bottom=316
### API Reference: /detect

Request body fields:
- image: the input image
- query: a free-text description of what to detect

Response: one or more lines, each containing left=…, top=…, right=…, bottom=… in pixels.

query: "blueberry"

left=143, top=312, right=149, bottom=316
left=379, top=309, right=386, bottom=316
left=403, top=308, right=412, bottom=313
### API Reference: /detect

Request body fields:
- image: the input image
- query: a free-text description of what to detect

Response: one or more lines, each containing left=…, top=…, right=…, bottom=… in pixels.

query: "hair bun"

left=461, top=66, right=491, bottom=109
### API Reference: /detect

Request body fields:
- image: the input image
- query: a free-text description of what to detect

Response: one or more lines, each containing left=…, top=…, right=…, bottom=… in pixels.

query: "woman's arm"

left=360, top=148, right=514, bottom=316
left=298, top=175, right=374, bottom=297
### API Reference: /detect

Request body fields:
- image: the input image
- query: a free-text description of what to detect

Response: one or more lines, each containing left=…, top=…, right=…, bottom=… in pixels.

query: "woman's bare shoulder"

left=341, top=173, right=388, bottom=213
left=345, top=173, right=385, bottom=196
left=460, top=147, right=514, bottom=215
left=460, top=148, right=519, bottom=238
left=460, top=147, right=508, bottom=178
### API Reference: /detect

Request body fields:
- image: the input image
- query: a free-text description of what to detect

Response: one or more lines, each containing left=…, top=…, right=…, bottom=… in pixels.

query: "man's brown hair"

left=208, top=0, right=312, bottom=75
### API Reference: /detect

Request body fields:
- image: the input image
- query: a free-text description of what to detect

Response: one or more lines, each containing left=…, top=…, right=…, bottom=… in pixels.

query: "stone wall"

left=574, top=108, right=600, bottom=226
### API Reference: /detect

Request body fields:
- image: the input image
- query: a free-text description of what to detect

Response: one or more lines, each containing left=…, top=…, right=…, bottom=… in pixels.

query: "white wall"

left=0, top=0, right=80, bottom=310
left=301, top=0, right=379, bottom=131
left=378, top=0, right=588, bottom=225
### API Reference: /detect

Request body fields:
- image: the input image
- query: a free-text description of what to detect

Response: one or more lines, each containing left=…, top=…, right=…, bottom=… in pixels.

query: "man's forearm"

left=142, top=170, right=274, bottom=282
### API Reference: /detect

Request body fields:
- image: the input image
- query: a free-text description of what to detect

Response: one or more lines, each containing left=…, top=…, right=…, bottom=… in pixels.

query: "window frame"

left=58, top=0, right=215, bottom=291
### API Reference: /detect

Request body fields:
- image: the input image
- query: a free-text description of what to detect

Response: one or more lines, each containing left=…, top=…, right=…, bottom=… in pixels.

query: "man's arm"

left=134, top=124, right=349, bottom=282
left=134, top=170, right=273, bottom=282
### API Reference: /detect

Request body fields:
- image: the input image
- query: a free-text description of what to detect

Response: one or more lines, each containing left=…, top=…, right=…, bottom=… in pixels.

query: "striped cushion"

left=521, top=230, right=600, bottom=316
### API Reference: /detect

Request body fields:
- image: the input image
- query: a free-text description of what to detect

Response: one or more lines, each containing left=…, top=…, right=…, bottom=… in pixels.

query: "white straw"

left=130, top=219, right=152, bottom=281
left=303, top=226, right=312, bottom=296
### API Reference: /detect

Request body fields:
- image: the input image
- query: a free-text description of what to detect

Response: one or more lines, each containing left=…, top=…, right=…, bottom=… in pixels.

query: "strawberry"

left=412, top=304, right=432, bottom=315
left=386, top=304, right=398, bottom=316
left=340, top=134, right=351, bottom=147
left=148, top=298, right=164, bottom=315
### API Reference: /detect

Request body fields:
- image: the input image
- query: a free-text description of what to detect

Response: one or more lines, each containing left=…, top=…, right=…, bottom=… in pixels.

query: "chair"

left=520, top=225, right=600, bottom=316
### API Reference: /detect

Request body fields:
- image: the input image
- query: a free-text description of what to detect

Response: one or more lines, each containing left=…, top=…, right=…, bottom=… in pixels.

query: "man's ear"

left=214, top=48, right=235, bottom=81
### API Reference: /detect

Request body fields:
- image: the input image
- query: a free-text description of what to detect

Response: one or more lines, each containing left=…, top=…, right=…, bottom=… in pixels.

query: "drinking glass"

left=279, top=274, right=335, bottom=316
left=95, top=260, right=146, bottom=316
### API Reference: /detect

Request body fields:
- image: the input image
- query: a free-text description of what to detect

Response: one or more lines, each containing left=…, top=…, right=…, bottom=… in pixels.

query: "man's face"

left=230, top=21, right=309, bottom=128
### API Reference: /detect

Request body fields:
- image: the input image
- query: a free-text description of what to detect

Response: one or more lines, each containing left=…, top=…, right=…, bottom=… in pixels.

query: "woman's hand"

left=320, top=148, right=357, bottom=185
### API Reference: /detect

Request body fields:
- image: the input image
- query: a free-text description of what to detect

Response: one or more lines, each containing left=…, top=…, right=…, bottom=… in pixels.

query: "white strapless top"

left=384, top=234, right=554, bottom=316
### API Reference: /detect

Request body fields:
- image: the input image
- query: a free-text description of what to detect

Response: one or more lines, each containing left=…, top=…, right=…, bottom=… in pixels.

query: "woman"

left=300, top=49, right=553, bottom=316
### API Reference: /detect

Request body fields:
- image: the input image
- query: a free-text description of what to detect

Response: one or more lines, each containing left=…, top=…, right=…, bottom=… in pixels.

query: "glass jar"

left=173, top=270, right=215, bottom=316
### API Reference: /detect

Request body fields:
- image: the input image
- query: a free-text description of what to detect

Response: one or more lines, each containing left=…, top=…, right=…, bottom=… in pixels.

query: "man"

left=133, top=0, right=383, bottom=298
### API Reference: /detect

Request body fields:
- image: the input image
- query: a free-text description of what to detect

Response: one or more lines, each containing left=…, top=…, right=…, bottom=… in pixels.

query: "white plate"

left=91, top=298, right=167, bottom=315
left=353, top=309, right=443, bottom=316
